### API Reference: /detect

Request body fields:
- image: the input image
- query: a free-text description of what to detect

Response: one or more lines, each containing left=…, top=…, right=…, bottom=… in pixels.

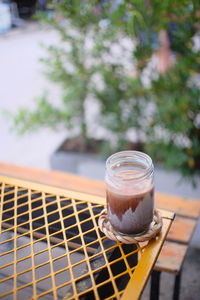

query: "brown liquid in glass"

left=107, top=170, right=154, bottom=234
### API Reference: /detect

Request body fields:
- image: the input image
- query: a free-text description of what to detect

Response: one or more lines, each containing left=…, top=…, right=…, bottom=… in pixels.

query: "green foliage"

left=12, top=96, right=68, bottom=134
left=141, top=3, right=200, bottom=181
left=94, top=65, right=146, bottom=151
left=13, top=1, right=102, bottom=141
left=96, top=0, right=200, bottom=181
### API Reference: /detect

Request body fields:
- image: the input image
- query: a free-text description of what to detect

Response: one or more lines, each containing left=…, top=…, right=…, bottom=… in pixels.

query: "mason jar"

left=105, top=151, right=154, bottom=235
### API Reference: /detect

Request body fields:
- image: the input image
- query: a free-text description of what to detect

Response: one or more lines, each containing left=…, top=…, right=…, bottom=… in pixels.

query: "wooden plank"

left=0, top=162, right=105, bottom=196
left=0, top=162, right=199, bottom=219
left=155, top=193, right=200, bottom=219
left=154, top=241, right=188, bottom=274
left=167, top=216, right=197, bottom=243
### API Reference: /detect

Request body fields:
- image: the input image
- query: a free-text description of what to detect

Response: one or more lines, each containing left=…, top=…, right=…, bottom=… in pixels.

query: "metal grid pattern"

left=0, top=176, right=173, bottom=300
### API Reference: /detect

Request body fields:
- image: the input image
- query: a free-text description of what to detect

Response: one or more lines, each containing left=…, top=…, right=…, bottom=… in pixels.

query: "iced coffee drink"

left=105, top=151, right=154, bottom=235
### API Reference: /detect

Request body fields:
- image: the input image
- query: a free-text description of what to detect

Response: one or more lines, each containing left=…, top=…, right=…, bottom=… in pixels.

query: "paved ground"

left=0, top=22, right=65, bottom=169
left=0, top=22, right=200, bottom=299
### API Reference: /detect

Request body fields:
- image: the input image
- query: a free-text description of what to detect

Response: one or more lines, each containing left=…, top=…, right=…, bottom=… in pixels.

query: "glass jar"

left=105, top=151, right=154, bottom=235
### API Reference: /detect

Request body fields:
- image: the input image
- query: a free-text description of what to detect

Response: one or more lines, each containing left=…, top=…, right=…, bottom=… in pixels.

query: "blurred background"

left=1, top=1, right=200, bottom=193
left=0, top=1, right=200, bottom=298
left=0, top=0, right=66, bottom=169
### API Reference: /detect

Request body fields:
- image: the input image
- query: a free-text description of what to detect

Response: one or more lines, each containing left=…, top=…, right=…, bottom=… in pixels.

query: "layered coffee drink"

left=106, top=151, right=154, bottom=235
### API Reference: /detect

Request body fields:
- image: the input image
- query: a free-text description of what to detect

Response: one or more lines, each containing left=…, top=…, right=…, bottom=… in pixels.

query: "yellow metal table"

left=0, top=176, right=174, bottom=300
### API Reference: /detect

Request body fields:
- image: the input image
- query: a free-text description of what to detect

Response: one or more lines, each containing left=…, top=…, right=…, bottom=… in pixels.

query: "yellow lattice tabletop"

left=0, top=176, right=174, bottom=300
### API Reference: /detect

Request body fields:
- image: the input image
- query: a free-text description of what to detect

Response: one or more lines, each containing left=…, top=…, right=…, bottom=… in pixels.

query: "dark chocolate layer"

left=107, top=188, right=154, bottom=220
left=107, top=187, right=154, bottom=234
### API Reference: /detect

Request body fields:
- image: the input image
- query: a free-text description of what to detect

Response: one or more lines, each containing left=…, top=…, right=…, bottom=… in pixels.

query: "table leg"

left=150, top=270, right=161, bottom=300
left=173, top=271, right=182, bottom=300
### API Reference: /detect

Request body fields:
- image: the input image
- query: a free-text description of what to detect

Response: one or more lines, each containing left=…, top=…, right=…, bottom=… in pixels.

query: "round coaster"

left=98, top=209, right=163, bottom=244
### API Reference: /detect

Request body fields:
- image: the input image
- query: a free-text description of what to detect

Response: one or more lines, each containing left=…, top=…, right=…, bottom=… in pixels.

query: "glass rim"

left=106, top=150, right=154, bottom=181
